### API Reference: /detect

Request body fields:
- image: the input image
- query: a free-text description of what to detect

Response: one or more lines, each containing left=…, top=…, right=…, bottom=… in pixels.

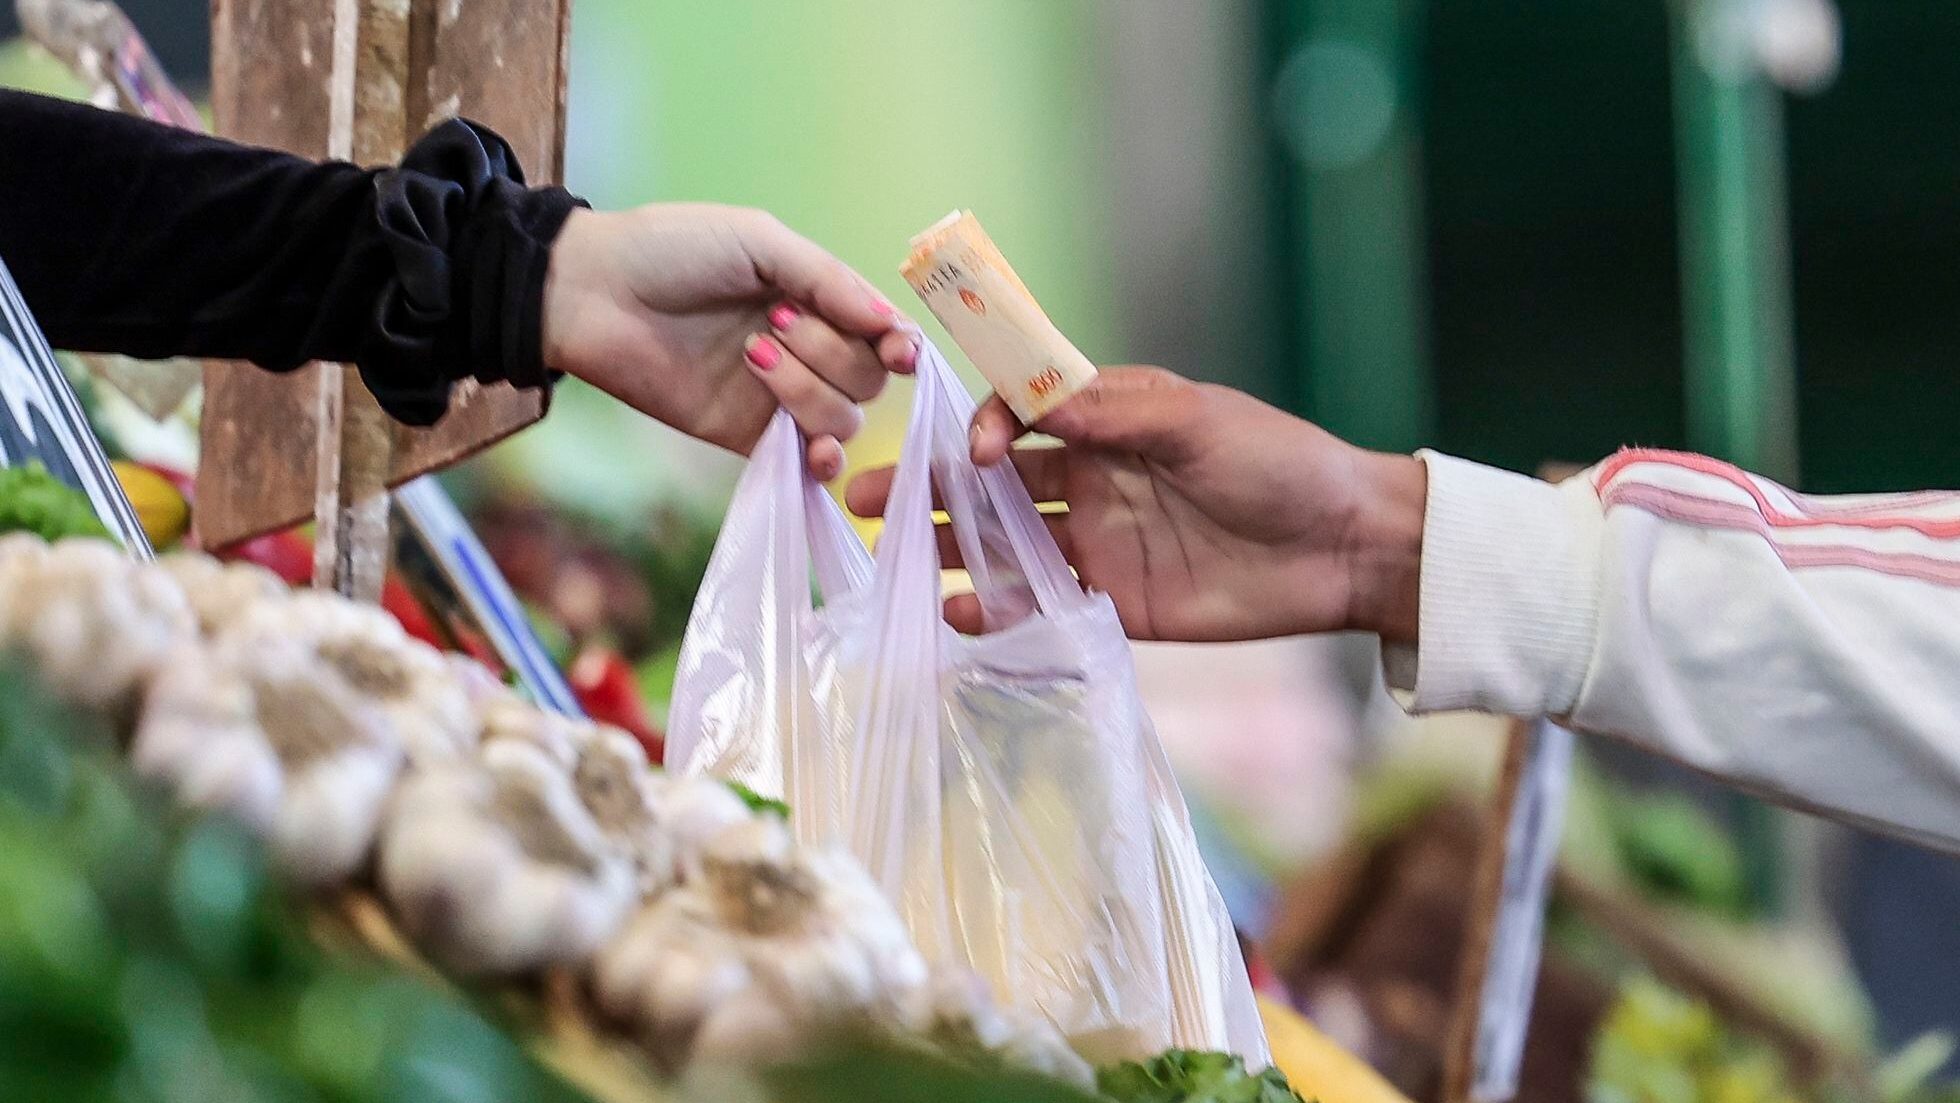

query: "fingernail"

left=744, top=335, right=781, bottom=371
left=969, top=423, right=984, bottom=456
left=871, top=298, right=895, bottom=317
left=767, top=302, right=799, bottom=331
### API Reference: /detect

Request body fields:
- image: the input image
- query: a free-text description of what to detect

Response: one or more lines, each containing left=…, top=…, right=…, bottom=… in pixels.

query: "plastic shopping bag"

left=665, top=340, right=1270, bottom=1065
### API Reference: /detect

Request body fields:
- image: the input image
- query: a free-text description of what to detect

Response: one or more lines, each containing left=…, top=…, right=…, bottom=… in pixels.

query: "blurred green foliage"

left=1587, top=976, right=1804, bottom=1103
left=0, top=462, right=113, bottom=542
left=0, top=36, right=86, bottom=97
left=1603, top=789, right=1751, bottom=920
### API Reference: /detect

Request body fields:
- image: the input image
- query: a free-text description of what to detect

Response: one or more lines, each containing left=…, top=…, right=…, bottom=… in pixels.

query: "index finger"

left=843, top=465, right=897, bottom=519
left=737, top=213, right=909, bottom=342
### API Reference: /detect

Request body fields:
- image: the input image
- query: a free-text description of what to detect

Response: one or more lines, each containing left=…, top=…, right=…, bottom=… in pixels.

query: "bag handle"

left=883, top=339, right=1088, bottom=628
left=843, top=339, right=1090, bottom=900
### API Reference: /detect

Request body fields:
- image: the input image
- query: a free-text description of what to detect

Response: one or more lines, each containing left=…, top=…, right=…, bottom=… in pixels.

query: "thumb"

left=1033, top=366, right=1202, bottom=458
left=968, top=393, right=1025, bottom=466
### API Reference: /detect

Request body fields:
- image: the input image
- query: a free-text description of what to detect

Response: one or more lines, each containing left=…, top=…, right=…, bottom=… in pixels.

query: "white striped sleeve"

left=1404, top=448, right=1960, bottom=853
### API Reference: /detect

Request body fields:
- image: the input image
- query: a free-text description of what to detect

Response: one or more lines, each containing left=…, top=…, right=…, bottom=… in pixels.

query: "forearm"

left=1378, top=448, right=1960, bottom=852
left=1, top=90, right=372, bottom=361
left=0, top=90, right=582, bottom=425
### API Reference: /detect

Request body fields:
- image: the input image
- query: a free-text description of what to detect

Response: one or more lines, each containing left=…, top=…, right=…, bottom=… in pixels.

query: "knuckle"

left=745, top=208, right=787, bottom=235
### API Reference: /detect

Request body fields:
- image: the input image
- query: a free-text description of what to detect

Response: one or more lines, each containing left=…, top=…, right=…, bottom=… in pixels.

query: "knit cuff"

left=1399, top=452, right=1604, bottom=717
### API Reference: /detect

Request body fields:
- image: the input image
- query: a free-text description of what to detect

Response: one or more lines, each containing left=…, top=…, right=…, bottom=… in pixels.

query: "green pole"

left=1669, top=0, right=1799, bottom=914
left=1268, top=0, right=1432, bottom=451
left=1671, top=3, right=1800, bottom=482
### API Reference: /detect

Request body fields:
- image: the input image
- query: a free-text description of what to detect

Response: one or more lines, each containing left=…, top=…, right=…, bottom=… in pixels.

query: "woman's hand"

left=844, top=367, right=1429, bottom=643
left=540, top=204, right=918, bottom=479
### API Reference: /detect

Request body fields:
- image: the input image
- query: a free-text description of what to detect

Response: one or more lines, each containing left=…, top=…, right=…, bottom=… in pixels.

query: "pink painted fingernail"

left=768, top=302, right=799, bottom=331
left=744, top=335, right=781, bottom=371
left=870, top=298, right=895, bottom=317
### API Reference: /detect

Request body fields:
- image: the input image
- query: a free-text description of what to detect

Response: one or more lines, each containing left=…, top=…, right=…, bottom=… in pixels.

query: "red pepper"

left=445, top=622, right=500, bottom=668
left=218, top=527, right=315, bottom=585
left=380, top=576, right=447, bottom=651
left=569, top=645, right=664, bottom=763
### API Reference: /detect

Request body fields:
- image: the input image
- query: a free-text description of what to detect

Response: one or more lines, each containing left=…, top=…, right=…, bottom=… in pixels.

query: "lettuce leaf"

left=1097, top=1050, right=1308, bottom=1103
left=0, top=463, right=110, bottom=543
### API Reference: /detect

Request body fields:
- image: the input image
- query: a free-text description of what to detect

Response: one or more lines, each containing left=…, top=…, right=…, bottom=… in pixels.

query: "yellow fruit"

left=1258, top=993, right=1413, bottom=1103
left=111, top=460, right=190, bottom=549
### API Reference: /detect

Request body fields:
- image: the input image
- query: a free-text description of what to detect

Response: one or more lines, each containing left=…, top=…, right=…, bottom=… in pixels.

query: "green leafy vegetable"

left=727, top=779, right=791, bottom=820
left=0, top=462, right=111, bottom=542
left=1097, top=1049, right=1308, bottom=1103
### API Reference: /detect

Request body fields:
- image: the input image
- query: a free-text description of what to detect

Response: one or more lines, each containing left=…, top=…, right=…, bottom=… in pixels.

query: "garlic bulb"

left=131, top=635, right=403, bottom=884
left=477, top=686, right=591, bottom=770
left=651, top=774, right=756, bottom=886
left=592, top=817, right=928, bottom=1073
left=570, top=726, right=677, bottom=896
left=0, top=530, right=50, bottom=568
left=691, top=986, right=805, bottom=1068
left=157, top=553, right=288, bottom=637
left=446, top=653, right=509, bottom=706
left=591, top=889, right=757, bottom=1071
left=377, top=740, right=637, bottom=975
left=0, top=537, right=195, bottom=715
left=227, top=592, right=474, bottom=763
left=0, top=533, right=53, bottom=615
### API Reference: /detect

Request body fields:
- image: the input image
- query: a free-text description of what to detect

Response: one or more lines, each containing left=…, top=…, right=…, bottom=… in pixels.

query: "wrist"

left=540, top=207, right=605, bottom=378
left=1342, top=451, right=1426, bottom=643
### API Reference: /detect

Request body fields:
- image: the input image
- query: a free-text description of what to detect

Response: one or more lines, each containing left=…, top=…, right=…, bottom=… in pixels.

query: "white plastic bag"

left=666, top=340, right=1270, bottom=1065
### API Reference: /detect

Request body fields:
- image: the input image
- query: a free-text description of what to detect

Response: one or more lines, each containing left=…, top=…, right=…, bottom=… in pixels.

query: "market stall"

left=3, top=0, right=1955, bottom=1100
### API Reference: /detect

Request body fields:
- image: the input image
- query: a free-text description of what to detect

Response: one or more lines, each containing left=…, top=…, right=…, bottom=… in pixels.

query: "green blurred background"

left=8, top=0, right=1957, bottom=496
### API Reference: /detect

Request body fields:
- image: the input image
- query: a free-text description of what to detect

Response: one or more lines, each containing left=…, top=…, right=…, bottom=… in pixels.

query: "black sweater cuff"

left=349, top=119, right=587, bottom=427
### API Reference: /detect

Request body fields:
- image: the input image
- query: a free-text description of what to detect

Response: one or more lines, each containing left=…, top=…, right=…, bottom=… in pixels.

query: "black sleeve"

left=0, top=89, right=587, bottom=426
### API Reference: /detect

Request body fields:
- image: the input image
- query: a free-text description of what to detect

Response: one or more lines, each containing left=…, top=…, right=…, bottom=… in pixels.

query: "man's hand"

left=844, top=367, right=1428, bottom=643
left=541, top=204, right=918, bottom=479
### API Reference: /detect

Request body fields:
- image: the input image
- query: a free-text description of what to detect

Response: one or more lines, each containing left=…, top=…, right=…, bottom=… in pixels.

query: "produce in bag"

left=665, top=340, right=1270, bottom=1066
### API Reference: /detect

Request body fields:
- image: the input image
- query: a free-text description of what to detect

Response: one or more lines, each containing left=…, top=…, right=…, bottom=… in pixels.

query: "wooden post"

left=201, top=0, right=572, bottom=574
left=1441, top=719, right=1577, bottom=1103
left=303, top=0, right=406, bottom=600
